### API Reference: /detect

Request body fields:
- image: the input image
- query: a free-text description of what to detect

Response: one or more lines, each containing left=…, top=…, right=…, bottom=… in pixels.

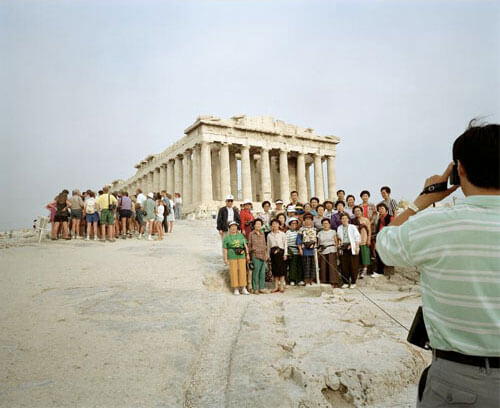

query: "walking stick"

left=314, top=248, right=320, bottom=285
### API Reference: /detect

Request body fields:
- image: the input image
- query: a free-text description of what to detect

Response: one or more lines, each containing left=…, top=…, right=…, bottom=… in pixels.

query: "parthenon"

left=111, top=115, right=340, bottom=214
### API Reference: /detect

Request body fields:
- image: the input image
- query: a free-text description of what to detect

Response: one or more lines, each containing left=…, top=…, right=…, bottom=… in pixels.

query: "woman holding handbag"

left=267, top=218, right=288, bottom=293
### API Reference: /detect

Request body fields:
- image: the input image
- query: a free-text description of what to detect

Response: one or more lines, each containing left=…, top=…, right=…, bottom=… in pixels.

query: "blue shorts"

left=86, top=213, right=99, bottom=223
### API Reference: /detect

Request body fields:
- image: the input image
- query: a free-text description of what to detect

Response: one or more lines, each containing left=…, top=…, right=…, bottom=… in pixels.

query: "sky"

left=1, top=0, right=499, bottom=230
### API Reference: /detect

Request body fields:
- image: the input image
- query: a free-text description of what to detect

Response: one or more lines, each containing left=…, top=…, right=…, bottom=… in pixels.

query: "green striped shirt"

left=376, top=195, right=500, bottom=356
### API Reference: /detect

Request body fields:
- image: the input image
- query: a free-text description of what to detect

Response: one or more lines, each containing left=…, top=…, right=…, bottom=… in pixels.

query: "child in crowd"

left=297, top=214, right=317, bottom=285
left=286, top=217, right=304, bottom=286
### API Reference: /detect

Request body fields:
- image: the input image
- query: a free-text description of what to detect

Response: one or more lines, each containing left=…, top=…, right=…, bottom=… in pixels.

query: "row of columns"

left=124, top=143, right=337, bottom=206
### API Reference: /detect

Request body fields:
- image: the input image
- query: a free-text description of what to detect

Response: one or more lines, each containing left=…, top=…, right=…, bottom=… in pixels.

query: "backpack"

left=163, top=198, right=171, bottom=215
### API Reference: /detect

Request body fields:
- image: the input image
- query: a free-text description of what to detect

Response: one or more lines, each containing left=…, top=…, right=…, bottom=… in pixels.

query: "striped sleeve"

left=376, top=224, right=414, bottom=267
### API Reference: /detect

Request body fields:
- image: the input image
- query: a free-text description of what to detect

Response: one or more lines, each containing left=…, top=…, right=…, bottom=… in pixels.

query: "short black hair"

left=346, top=194, right=355, bottom=201
left=261, top=200, right=271, bottom=207
left=377, top=203, right=389, bottom=211
left=271, top=218, right=281, bottom=226
left=316, top=204, right=324, bottom=210
left=321, top=217, right=330, bottom=224
left=453, top=120, right=500, bottom=189
left=337, top=189, right=345, bottom=195
left=310, top=197, right=319, bottom=204
left=340, top=213, right=350, bottom=219
left=381, top=186, right=391, bottom=194
left=290, top=190, right=298, bottom=195
left=335, top=200, right=345, bottom=208
left=253, top=218, right=263, bottom=226
left=360, top=190, right=370, bottom=198
left=353, top=205, right=362, bottom=213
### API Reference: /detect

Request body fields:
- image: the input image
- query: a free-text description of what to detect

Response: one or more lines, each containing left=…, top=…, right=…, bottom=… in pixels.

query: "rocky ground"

left=0, top=220, right=429, bottom=407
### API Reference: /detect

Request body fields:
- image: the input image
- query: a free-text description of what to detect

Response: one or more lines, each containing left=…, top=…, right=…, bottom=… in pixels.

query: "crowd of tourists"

left=218, top=188, right=399, bottom=295
left=46, top=187, right=183, bottom=241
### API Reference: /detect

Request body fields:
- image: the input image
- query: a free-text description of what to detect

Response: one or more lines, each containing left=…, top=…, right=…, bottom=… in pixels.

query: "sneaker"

left=290, top=281, right=296, bottom=286
left=147, top=235, right=152, bottom=241
left=350, top=284, right=356, bottom=289
left=241, top=288, right=250, bottom=295
left=94, top=236, right=98, bottom=241
left=233, top=289, right=240, bottom=296
left=298, top=281, right=305, bottom=286
left=371, top=272, right=382, bottom=278
left=341, top=284, right=349, bottom=289
left=138, top=234, right=142, bottom=239
left=86, top=236, right=89, bottom=241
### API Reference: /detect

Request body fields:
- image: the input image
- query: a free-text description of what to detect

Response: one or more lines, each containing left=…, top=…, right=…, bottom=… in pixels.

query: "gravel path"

left=0, top=220, right=428, bottom=407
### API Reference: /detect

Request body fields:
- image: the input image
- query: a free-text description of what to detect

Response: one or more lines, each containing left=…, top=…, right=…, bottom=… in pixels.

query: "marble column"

left=174, top=156, right=183, bottom=195
left=327, top=155, right=337, bottom=200
left=296, top=153, right=307, bottom=202
left=229, top=150, right=238, bottom=198
left=220, top=143, right=231, bottom=200
left=167, top=160, right=175, bottom=194
left=314, top=154, right=325, bottom=202
left=279, top=150, right=290, bottom=203
left=191, top=145, right=200, bottom=203
left=250, top=154, right=257, bottom=202
left=147, top=171, right=154, bottom=193
left=240, top=145, right=252, bottom=201
left=183, top=151, right=192, bottom=205
left=255, top=156, right=262, bottom=202
left=260, top=148, right=272, bottom=202
left=200, top=142, right=213, bottom=203
left=159, top=164, right=167, bottom=192
left=153, top=167, right=160, bottom=192
left=306, top=163, right=312, bottom=199
left=211, top=148, right=221, bottom=201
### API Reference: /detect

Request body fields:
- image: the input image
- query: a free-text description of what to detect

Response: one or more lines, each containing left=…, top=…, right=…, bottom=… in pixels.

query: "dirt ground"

left=0, top=220, right=429, bottom=407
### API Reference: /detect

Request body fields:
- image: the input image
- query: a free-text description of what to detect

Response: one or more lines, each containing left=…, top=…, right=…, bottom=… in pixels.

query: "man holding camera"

left=376, top=122, right=499, bottom=407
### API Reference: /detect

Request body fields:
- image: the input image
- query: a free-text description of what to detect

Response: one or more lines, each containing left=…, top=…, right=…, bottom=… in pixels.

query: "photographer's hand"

left=389, top=162, right=459, bottom=227
left=414, top=162, right=459, bottom=211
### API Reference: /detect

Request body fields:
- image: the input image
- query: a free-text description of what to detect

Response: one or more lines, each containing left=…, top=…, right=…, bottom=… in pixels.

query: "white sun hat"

left=242, top=199, right=252, bottom=205
left=225, top=194, right=235, bottom=201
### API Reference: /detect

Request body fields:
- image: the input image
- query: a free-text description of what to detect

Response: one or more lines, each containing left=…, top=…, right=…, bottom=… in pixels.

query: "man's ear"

left=457, top=160, right=466, bottom=179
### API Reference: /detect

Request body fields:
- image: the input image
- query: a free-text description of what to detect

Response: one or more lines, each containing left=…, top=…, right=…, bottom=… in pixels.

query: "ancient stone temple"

left=111, top=115, right=340, bottom=215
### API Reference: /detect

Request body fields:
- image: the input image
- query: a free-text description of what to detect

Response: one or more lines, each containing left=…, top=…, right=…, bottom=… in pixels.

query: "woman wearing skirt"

left=267, top=218, right=288, bottom=293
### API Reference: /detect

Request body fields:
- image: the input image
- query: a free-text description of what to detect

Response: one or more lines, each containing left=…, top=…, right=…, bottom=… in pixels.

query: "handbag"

left=108, top=194, right=117, bottom=211
left=232, top=247, right=246, bottom=255
left=407, top=306, right=431, bottom=350
left=304, top=241, right=315, bottom=250
left=271, top=246, right=284, bottom=257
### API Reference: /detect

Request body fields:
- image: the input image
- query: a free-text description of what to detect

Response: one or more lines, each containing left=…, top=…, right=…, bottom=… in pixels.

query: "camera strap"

left=321, top=255, right=411, bottom=332
left=419, top=181, right=448, bottom=195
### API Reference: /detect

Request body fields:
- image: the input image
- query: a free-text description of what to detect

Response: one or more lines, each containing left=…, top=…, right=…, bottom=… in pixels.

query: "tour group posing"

left=218, top=188, right=398, bottom=296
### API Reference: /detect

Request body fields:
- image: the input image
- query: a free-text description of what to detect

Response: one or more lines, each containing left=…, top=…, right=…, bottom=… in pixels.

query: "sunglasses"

left=226, top=199, right=234, bottom=202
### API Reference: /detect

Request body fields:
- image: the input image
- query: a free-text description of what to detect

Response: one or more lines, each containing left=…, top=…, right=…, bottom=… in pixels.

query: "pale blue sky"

left=1, top=0, right=499, bottom=230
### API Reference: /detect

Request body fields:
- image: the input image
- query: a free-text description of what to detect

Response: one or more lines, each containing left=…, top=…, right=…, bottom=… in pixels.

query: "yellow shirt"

left=96, top=194, right=117, bottom=210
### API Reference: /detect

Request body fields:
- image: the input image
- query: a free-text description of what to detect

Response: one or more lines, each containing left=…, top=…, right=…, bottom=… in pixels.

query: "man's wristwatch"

left=408, top=202, right=420, bottom=213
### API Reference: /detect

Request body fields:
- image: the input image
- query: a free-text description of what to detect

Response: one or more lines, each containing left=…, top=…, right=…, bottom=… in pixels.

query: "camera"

left=449, top=160, right=460, bottom=185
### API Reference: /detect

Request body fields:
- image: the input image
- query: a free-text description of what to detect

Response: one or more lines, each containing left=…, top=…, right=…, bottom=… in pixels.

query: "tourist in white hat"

left=223, top=221, right=250, bottom=295
left=272, top=199, right=285, bottom=218
left=143, top=192, right=156, bottom=240
left=240, top=199, right=254, bottom=240
left=216, top=194, right=241, bottom=254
